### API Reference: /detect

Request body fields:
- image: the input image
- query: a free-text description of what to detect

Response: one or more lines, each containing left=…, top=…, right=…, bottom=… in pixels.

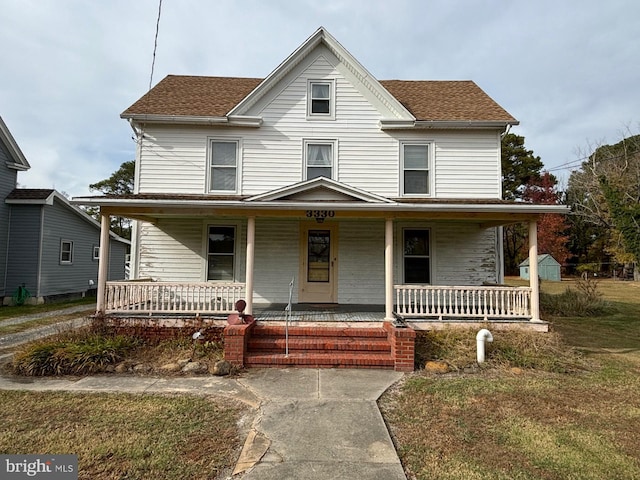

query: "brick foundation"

left=223, top=319, right=256, bottom=367
left=383, top=321, right=416, bottom=372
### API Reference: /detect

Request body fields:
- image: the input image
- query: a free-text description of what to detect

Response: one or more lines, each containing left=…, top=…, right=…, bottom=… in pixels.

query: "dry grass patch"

left=383, top=281, right=640, bottom=480
left=0, top=390, right=247, bottom=479
left=382, top=370, right=640, bottom=480
left=415, top=328, right=589, bottom=373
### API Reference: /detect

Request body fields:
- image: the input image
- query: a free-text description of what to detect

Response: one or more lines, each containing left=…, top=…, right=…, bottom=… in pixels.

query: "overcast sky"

left=1, top=0, right=638, bottom=197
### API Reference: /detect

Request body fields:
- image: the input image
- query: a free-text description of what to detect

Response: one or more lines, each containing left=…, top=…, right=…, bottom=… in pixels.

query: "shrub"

left=12, top=331, right=139, bottom=376
left=541, top=277, right=611, bottom=317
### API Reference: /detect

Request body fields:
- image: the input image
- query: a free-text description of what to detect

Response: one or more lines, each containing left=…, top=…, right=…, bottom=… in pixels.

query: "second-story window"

left=305, top=141, right=335, bottom=180
left=401, top=143, right=431, bottom=196
left=209, top=140, right=238, bottom=192
left=307, top=80, right=335, bottom=119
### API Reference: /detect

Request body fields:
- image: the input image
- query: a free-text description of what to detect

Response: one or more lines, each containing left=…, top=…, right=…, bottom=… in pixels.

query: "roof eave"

left=121, top=113, right=262, bottom=127
left=0, top=116, right=31, bottom=170
left=408, top=120, right=519, bottom=130
left=73, top=196, right=569, bottom=215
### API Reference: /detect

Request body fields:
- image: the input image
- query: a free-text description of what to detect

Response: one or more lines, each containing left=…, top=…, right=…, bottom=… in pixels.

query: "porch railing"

left=105, top=281, right=245, bottom=314
left=394, top=285, right=532, bottom=320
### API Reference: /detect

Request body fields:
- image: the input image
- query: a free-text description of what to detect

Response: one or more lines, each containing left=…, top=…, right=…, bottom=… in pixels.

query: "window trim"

left=206, top=138, right=241, bottom=194
left=60, top=239, right=74, bottom=265
left=204, top=223, right=240, bottom=282
left=303, top=139, right=337, bottom=181
left=400, top=141, right=434, bottom=197
left=307, top=79, right=335, bottom=120
left=401, top=227, right=432, bottom=285
left=92, top=245, right=100, bottom=261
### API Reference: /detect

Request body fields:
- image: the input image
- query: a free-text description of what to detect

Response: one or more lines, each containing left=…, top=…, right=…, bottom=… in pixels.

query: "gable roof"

left=246, top=177, right=394, bottom=204
left=0, top=116, right=31, bottom=171
left=122, top=76, right=516, bottom=124
left=6, top=189, right=130, bottom=245
left=519, top=254, right=561, bottom=267
left=121, top=28, right=517, bottom=127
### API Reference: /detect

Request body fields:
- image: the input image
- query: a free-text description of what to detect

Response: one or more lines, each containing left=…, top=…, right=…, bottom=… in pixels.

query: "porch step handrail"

left=394, top=284, right=532, bottom=319
left=105, top=281, right=245, bottom=314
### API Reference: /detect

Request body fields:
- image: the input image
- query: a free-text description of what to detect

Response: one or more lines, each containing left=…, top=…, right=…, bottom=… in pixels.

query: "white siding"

left=337, top=220, right=385, bottom=304
left=135, top=46, right=502, bottom=199
left=253, top=219, right=300, bottom=304
left=137, top=219, right=247, bottom=283
left=433, top=223, right=498, bottom=285
left=136, top=217, right=498, bottom=304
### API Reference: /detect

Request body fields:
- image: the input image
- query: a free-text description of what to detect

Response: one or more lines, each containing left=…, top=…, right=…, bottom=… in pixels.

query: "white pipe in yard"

left=476, top=329, right=493, bottom=364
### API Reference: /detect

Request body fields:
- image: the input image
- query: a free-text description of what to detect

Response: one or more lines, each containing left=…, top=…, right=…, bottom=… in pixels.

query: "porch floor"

left=253, top=304, right=386, bottom=323
left=251, top=303, right=547, bottom=332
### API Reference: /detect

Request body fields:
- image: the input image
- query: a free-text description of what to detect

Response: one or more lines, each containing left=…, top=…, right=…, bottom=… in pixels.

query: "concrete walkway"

left=0, top=368, right=406, bottom=480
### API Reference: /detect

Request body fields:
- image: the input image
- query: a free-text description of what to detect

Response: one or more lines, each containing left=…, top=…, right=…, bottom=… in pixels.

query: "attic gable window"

left=401, top=142, right=432, bottom=196
left=209, top=140, right=239, bottom=193
left=307, top=80, right=335, bottom=119
left=304, top=140, right=336, bottom=180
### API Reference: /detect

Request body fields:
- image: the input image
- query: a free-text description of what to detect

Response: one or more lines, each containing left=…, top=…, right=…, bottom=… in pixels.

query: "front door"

left=299, top=223, right=338, bottom=303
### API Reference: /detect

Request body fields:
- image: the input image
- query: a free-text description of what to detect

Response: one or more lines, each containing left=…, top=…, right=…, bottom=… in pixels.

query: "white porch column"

left=385, top=218, right=394, bottom=321
left=528, top=220, right=541, bottom=322
left=245, top=216, right=255, bottom=315
left=96, top=211, right=111, bottom=315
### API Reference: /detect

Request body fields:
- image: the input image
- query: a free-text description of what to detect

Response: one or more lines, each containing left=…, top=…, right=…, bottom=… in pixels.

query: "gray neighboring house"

left=520, top=254, right=562, bottom=282
left=0, top=116, right=129, bottom=305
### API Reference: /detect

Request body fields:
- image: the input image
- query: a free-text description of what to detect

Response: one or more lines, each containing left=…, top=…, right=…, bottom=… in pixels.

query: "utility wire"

left=148, top=0, right=163, bottom=91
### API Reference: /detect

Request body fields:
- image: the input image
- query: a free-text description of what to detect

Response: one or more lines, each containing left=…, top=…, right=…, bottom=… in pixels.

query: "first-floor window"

left=60, top=240, right=74, bottom=264
left=207, top=226, right=235, bottom=281
left=403, top=229, right=430, bottom=283
left=93, top=246, right=100, bottom=260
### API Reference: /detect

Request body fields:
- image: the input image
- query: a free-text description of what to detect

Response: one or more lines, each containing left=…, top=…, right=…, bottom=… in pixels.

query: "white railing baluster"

left=392, top=284, right=532, bottom=320
left=103, top=281, right=245, bottom=315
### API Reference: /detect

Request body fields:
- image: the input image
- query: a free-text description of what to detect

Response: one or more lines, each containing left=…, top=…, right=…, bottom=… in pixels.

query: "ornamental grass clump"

left=12, top=331, right=139, bottom=376
left=540, top=277, right=611, bottom=317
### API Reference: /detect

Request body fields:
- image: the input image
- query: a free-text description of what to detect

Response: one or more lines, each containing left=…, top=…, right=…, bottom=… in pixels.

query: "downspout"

left=476, top=329, right=493, bottom=364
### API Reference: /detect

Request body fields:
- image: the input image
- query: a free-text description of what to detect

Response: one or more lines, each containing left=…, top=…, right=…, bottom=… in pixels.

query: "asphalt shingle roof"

left=121, top=75, right=517, bottom=123
left=6, top=188, right=55, bottom=200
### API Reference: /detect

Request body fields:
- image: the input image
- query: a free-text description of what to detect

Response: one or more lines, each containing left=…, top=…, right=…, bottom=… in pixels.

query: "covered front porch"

left=101, top=280, right=542, bottom=330
left=78, top=187, right=569, bottom=370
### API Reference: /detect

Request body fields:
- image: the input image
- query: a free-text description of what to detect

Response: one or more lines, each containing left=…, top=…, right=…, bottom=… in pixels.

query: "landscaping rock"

left=133, top=363, right=152, bottom=373
left=181, top=361, right=207, bottom=374
left=510, top=367, right=524, bottom=375
left=104, top=365, right=116, bottom=373
left=425, top=361, right=449, bottom=374
left=464, top=364, right=479, bottom=374
left=211, top=360, right=232, bottom=376
left=178, top=358, right=192, bottom=368
left=159, top=362, right=182, bottom=373
left=115, top=363, right=131, bottom=373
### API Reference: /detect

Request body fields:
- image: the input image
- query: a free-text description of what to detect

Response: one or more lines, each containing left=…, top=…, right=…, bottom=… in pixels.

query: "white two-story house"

left=77, top=28, right=565, bottom=369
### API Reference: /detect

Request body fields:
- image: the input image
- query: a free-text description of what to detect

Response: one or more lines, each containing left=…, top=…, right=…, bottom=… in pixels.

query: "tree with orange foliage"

left=522, top=172, right=571, bottom=266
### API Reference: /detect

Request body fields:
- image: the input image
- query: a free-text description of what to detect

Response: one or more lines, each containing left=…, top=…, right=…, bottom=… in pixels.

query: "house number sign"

left=306, top=210, right=335, bottom=219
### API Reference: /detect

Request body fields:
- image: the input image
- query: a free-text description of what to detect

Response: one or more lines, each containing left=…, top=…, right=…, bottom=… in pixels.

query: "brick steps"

left=245, top=325, right=395, bottom=369
left=248, top=337, right=392, bottom=353
left=245, top=352, right=395, bottom=368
